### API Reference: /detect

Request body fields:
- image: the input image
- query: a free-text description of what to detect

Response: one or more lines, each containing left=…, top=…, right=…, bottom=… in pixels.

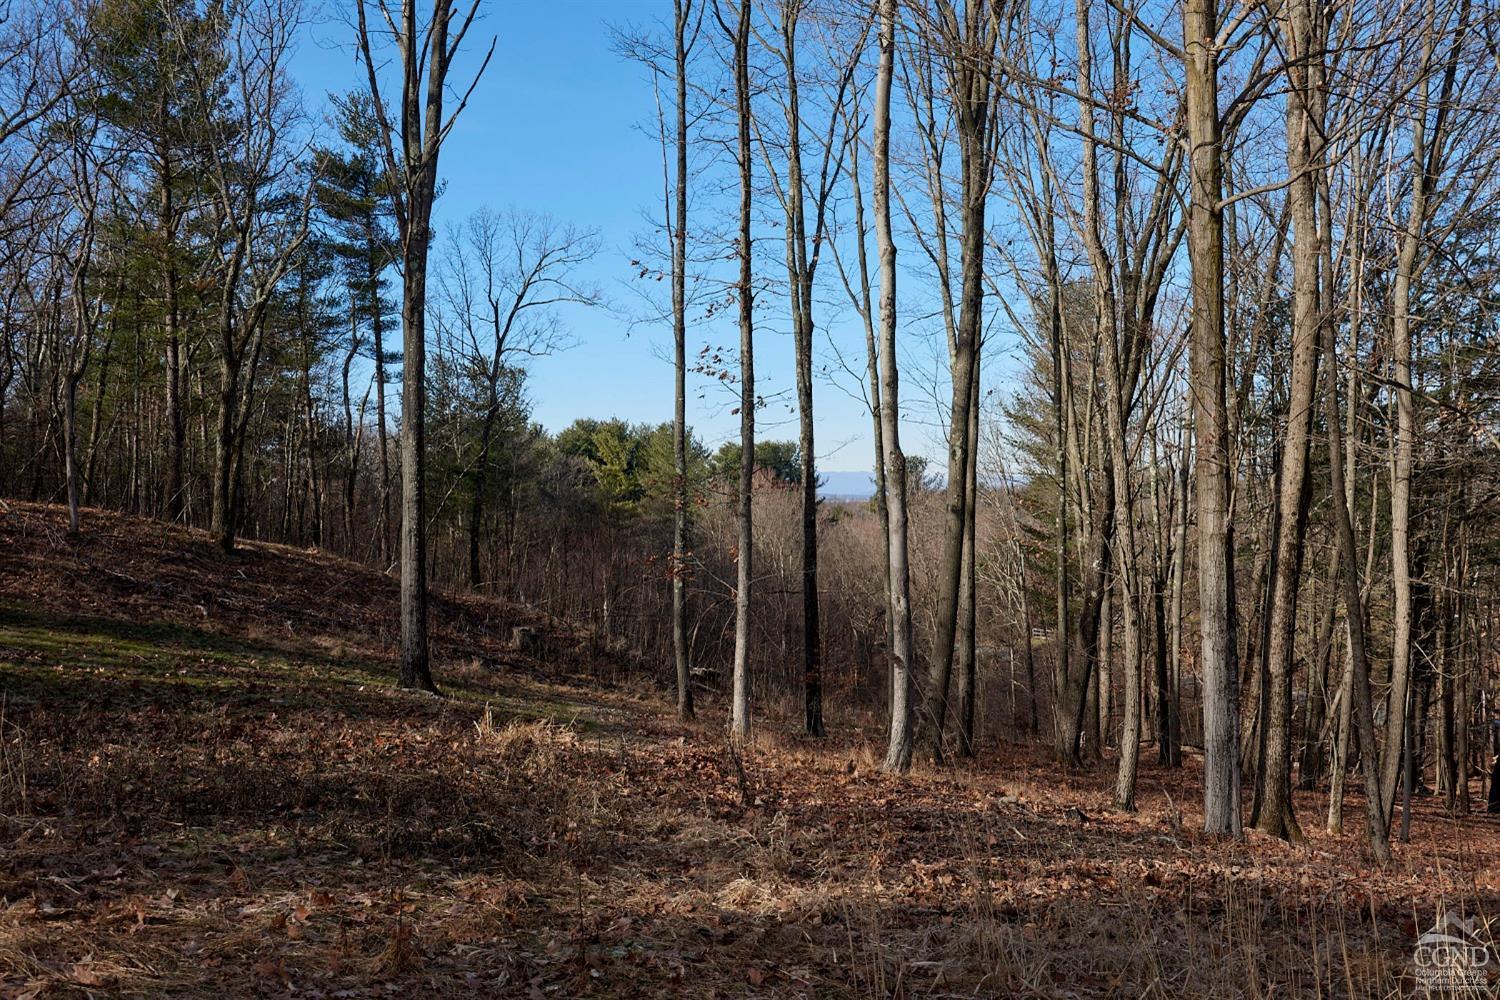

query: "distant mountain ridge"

left=819, top=470, right=876, bottom=500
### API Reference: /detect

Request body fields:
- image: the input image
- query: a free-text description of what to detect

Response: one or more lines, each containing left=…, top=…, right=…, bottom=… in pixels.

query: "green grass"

left=0, top=603, right=628, bottom=737
left=0, top=605, right=389, bottom=703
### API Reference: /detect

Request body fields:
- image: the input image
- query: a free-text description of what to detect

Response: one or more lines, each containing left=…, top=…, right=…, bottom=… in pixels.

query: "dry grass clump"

left=473, top=705, right=577, bottom=760
left=0, top=703, right=29, bottom=816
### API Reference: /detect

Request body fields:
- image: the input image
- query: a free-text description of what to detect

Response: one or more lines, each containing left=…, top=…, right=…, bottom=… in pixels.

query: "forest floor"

left=2, top=501, right=1499, bottom=998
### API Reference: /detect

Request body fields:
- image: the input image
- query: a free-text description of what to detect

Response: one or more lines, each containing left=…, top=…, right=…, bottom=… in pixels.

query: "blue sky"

left=289, top=1, right=1022, bottom=478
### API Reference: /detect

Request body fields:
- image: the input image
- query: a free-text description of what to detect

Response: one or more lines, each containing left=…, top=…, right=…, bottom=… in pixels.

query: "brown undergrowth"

left=1, top=501, right=1498, bottom=997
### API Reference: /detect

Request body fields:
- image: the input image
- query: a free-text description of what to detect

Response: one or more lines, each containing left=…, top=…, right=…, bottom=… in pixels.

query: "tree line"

left=615, top=0, right=1500, bottom=856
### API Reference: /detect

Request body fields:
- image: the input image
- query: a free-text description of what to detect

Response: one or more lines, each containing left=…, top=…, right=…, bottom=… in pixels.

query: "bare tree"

left=439, top=209, right=598, bottom=588
left=826, top=59, right=895, bottom=728
left=355, top=0, right=493, bottom=693
left=612, top=0, right=706, bottom=721
left=757, top=0, right=864, bottom=738
left=1322, top=225, right=1391, bottom=862
left=1182, top=0, right=1240, bottom=837
left=61, top=205, right=99, bottom=535
left=50, top=50, right=106, bottom=537
left=1072, top=0, right=1141, bottom=810
left=715, top=0, right=755, bottom=744
left=195, top=0, right=312, bottom=552
left=874, top=0, right=915, bottom=774
left=1379, top=0, right=1467, bottom=824
left=671, top=0, right=701, bottom=721
left=915, top=0, right=1003, bottom=764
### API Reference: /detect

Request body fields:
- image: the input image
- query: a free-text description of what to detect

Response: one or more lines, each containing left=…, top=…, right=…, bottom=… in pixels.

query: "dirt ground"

left=2, top=500, right=1498, bottom=997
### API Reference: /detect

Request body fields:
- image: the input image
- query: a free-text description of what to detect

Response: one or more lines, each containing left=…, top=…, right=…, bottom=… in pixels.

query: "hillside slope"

left=0, top=501, right=625, bottom=684
left=1, top=501, right=1497, bottom=998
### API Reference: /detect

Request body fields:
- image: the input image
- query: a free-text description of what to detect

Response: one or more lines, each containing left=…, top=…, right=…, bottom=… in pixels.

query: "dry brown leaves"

left=1, top=501, right=1498, bottom=997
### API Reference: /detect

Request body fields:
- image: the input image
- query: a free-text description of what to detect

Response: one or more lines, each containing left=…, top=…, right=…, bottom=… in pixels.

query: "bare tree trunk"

left=1098, top=573, right=1111, bottom=753
left=372, top=274, right=392, bottom=565
left=396, top=13, right=439, bottom=694
left=1167, top=418, right=1189, bottom=767
left=1326, top=632, right=1353, bottom=834
left=81, top=309, right=116, bottom=506
left=1111, top=535, right=1142, bottom=808
left=919, top=2, right=997, bottom=763
left=467, top=402, right=498, bottom=587
left=1380, top=0, right=1469, bottom=820
left=1072, top=0, right=1135, bottom=791
left=1400, top=668, right=1416, bottom=842
left=671, top=0, right=696, bottom=721
left=1053, top=265, right=1115, bottom=769
left=1020, top=548, right=1038, bottom=734
left=210, top=350, right=240, bottom=551
left=853, top=147, right=893, bottom=707
left=1381, top=76, right=1428, bottom=825
left=772, top=1, right=825, bottom=738
left=1330, top=159, right=1370, bottom=835
left=63, top=371, right=81, bottom=533
left=1242, top=500, right=1275, bottom=786
left=357, top=0, right=492, bottom=694
left=1437, top=569, right=1454, bottom=804
left=875, top=0, right=914, bottom=774
left=1153, top=564, right=1171, bottom=766
left=1047, top=231, right=1074, bottom=763
left=160, top=158, right=186, bottom=525
left=1058, top=459, right=1113, bottom=765
left=956, top=364, right=980, bottom=757
left=341, top=313, right=362, bottom=553
left=1455, top=539, right=1471, bottom=813
left=1298, top=577, right=1336, bottom=790
left=1323, top=260, right=1391, bottom=862
left=1096, top=253, right=1142, bottom=805
left=1183, top=0, right=1240, bottom=837
left=1254, top=0, right=1321, bottom=842
left=297, top=298, right=323, bottom=549
left=833, top=78, right=891, bottom=714
left=723, top=0, right=754, bottom=745
left=59, top=160, right=98, bottom=537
